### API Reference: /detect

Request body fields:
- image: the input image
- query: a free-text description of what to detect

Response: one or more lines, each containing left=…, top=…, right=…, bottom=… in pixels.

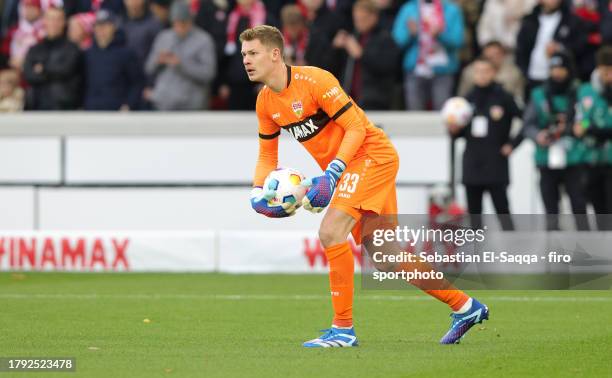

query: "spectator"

left=453, top=0, right=484, bottom=68
left=149, top=0, right=171, bottom=28
left=332, top=0, right=399, bottom=110
left=195, top=0, right=228, bottom=60
left=392, top=0, right=465, bottom=110
left=477, top=0, right=537, bottom=51
left=84, top=9, right=144, bottom=110
left=121, top=0, right=162, bottom=69
left=300, top=0, right=348, bottom=42
left=523, top=51, right=590, bottom=230
left=280, top=4, right=333, bottom=70
left=602, top=0, right=612, bottom=44
left=67, top=12, right=95, bottom=49
left=516, top=0, right=588, bottom=100
left=2, top=0, right=21, bottom=38
left=0, top=68, right=24, bottom=111
left=372, top=0, right=400, bottom=33
left=145, top=0, right=216, bottom=110
left=458, top=41, right=525, bottom=101
left=219, top=0, right=275, bottom=110
left=572, top=0, right=602, bottom=81
left=448, top=57, right=523, bottom=230
left=194, top=0, right=227, bottom=110
left=22, top=6, right=83, bottom=110
left=7, top=0, right=44, bottom=70
left=574, top=45, right=612, bottom=230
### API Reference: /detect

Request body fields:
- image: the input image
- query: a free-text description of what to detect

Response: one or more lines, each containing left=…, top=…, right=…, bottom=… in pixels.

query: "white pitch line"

left=0, top=293, right=610, bottom=302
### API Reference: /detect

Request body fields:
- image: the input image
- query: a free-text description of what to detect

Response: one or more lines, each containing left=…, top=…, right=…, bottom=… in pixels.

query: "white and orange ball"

left=264, top=168, right=307, bottom=207
left=441, top=97, right=473, bottom=127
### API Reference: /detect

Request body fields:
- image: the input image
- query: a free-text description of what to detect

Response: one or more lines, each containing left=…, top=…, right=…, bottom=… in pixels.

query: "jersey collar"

left=285, top=64, right=291, bottom=88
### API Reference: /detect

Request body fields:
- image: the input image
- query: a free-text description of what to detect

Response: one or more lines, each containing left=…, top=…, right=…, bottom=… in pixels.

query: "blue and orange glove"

left=301, top=158, right=346, bottom=213
left=250, top=179, right=298, bottom=218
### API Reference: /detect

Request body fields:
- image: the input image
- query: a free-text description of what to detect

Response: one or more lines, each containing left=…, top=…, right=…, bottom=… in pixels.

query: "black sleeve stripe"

left=331, top=102, right=354, bottom=121
left=259, top=131, right=281, bottom=140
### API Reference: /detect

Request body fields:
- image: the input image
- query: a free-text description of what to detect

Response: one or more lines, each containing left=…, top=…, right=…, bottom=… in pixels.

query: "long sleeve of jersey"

left=310, top=70, right=366, bottom=165
left=253, top=98, right=280, bottom=187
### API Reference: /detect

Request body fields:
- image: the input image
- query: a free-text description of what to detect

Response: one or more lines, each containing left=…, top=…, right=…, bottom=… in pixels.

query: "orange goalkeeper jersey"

left=254, top=65, right=397, bottom=187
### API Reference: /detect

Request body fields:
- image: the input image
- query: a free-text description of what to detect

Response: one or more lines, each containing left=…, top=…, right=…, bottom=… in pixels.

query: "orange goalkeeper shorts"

left=330, top=153, right=399, bottom=244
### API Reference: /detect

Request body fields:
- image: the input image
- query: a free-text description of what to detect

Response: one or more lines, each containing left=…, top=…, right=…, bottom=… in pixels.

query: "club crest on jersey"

left=291, top=100, right=304, bottom=118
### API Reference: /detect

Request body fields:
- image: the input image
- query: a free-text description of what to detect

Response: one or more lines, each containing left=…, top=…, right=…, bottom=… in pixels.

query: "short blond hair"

left=239, top=25, right=285, bottom=55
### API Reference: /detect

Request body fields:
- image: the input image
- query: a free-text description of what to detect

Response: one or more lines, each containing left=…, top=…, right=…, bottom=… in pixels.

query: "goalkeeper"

left=243, top=24, right=488, bottom=347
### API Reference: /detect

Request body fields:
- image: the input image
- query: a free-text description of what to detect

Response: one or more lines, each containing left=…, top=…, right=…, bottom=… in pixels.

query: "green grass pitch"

left=1, top=273, right=611, bottom=377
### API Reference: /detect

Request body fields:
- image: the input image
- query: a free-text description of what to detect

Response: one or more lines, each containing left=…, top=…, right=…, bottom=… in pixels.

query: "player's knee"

left=318, top=227, right=343, bottom=248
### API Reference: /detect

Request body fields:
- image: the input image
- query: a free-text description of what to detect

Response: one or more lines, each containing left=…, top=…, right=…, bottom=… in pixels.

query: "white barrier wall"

left=65, top=136, right=448, bottom=184
left=0, top=112, right=546, bottom=232
left=37, top=187, right=429, bottom=231
left=0, top=187, right=35, bottom=229
left=0, top=138, right=61, bottom=183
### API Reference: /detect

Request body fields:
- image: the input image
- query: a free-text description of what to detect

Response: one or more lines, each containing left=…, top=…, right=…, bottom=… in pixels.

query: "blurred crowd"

left=0, top=0, right=609, bottom=111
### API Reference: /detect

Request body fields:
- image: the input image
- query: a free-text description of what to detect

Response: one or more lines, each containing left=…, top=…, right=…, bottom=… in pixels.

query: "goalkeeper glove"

left=301, top=158, right=346, bottom=213
left=250, top=179, right=298, bottom=218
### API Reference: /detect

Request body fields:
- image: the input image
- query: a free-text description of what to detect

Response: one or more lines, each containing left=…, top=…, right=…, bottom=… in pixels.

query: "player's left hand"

left=301, top=159, right=346, bottom=213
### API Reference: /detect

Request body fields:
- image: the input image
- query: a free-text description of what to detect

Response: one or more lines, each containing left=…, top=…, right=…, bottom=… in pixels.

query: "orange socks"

left=325, top=241, right=354, bottom=328
left=323, top=242, right=470, bottom=328
left=395, top=260, right=470, bottom=312
left=425, top=289, right=470, bottom=312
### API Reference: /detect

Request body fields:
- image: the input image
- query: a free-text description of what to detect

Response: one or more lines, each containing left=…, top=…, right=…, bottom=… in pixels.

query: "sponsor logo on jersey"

left=291, top=100, right=304, bottom=118
left=272, top=112, right=281, bottom=119
left=322, top=87, right=340, bottom=100
left=286, top=119, right=319, bottom=140
left=281, top=108, right=330, bottom=142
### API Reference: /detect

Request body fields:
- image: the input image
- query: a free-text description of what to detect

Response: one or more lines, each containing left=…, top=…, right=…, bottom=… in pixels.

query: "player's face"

left=241, top=39, right=277, bottom=82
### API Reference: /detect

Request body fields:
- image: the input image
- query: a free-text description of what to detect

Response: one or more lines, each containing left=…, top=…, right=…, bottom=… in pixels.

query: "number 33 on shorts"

left=337, top=172, right=360, bottom=196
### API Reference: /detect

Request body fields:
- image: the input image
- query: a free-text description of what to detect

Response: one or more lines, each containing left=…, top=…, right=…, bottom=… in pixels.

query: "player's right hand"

left=250, top=180, right=298, bottom=218
left=301, top=159, right=346, bottom=213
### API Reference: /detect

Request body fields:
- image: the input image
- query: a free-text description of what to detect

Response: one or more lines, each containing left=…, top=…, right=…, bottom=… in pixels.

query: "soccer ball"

left=441, top=97, right=473, bottom=127
left=264, top=167, right=307, bottom=207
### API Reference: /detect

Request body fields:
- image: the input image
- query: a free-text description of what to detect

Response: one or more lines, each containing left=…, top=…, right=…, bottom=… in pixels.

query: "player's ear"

left=271, top=47, right=281, bottom=61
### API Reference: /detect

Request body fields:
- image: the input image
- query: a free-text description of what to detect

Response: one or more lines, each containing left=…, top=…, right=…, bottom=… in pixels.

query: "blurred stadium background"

left=1, top=0, right=612, bottom=375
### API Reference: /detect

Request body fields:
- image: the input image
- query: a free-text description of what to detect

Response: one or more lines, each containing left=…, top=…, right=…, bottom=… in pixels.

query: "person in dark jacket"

left=523, top=51, right=590, bottom=230
left=301, top=0, right=349, bottom=42
left=195, top=0, right=228, bottom=61
left=121, top=0, right=162, bottom=69
left=574, top=45, right=612, bottom=230
left=601, top=0, right=612, bottom=44
left=218, top=0, right=277, bottom=110
left=515, top=0, right=587, bottom=100
left=448, top=56, right=523, bottom=230
left=280, top=4, right=335, bottom=71
left=23, top=6, right=83, bottom=110
left=332, top=0, right=399, bottom=110
left=149, top=0, right=171, bottom=28
left=84, top=9, right=144, bottom=110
